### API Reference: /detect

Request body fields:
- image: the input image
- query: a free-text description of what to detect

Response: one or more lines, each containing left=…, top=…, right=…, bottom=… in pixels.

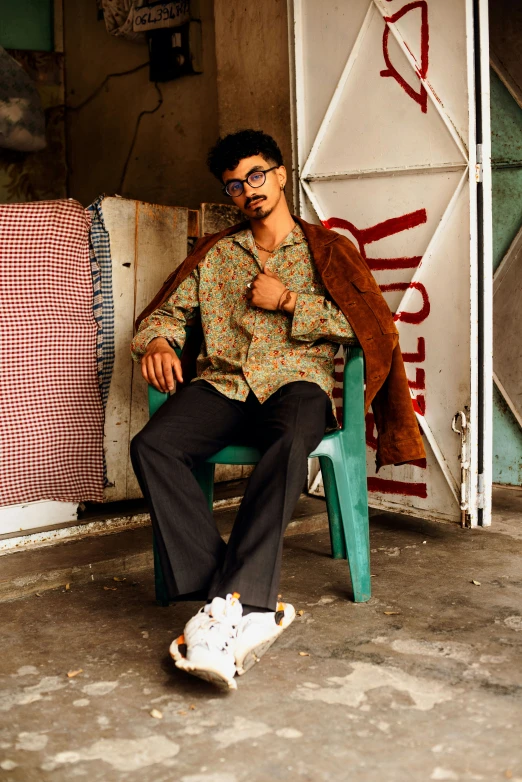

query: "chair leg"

left=319, top=456, right=347, bottom=560
left=193, top=462, right=216, bottom=511
left=152, top=532, right=170, bottom=607
left=329, top=450, right=371, bottom=603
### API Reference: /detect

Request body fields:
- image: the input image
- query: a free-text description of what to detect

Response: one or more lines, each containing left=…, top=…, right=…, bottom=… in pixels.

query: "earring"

left=280, top=183, right=285, bottom=191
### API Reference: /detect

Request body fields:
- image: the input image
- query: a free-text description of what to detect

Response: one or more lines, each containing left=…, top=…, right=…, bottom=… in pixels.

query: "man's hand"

left=247, top=267, right=287, bottom=311
left=141, top=337, right=183, bottom=393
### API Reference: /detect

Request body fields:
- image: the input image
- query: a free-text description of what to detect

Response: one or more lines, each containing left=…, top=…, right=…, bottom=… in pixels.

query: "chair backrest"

left=341, top=347, right=365, bottom=432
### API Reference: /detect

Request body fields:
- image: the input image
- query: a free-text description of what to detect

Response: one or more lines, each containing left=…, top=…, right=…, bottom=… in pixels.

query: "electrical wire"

left=66, top=61, right=150, bottom=112
left=118, top=82, right=164, bottom=193
left=64, top=61, right=163, bottom=197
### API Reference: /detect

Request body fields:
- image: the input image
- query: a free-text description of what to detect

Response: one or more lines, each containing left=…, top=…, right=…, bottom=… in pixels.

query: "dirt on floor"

left=1, top=495, right=522, bottom=782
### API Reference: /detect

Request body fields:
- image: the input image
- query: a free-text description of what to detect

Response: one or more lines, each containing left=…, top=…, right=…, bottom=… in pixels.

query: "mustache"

left=245, top=195, right=266, bottom=208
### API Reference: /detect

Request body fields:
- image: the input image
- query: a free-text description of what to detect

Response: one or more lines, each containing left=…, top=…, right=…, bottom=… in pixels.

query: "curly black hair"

left=207, top=130, right=283, bottom=181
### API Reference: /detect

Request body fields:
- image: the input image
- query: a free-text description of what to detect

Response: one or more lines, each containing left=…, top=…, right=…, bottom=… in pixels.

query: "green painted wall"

left=0, top=0, right=54, bottom=52
left=491, top=68, right=522, bottom=486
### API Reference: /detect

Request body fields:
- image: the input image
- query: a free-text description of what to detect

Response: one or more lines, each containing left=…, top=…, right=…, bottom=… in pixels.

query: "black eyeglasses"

left=222, top=166, right=278, bottom=198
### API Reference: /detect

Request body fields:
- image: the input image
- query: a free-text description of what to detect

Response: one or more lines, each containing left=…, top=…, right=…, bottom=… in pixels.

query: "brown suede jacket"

left=135, top=215, right=426, bottom=470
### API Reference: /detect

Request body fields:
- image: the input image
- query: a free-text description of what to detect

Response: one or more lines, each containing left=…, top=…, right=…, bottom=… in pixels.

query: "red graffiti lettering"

left=407, top=367, right=425, bottom=390
left=380, top=2, right=429, bottom=113
left=323, top=209, right=426, bottom=265
left=412, top=394, right=426, bottom=415
left=402, top=337, right=426, bottom=362
left=365, top=413, right=378, bottom=451
left=367, top=256, right=422, bottom=271
left=380, top=281, right=430, bottom=324
left=324, top=210, right=430, bottom=486
left=368, top=477, right=428, bottom=498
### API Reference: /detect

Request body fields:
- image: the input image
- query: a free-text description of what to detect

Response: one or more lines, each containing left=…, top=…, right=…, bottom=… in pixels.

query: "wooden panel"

left=0, top=500, right=77, bottom=536
left=188, top=208, right=200, bottom=238
left=126, top=202, right=190, bottom=497
left=200, top=203, right=242, bottom=235
left=102, top=197, right=137, bottom=502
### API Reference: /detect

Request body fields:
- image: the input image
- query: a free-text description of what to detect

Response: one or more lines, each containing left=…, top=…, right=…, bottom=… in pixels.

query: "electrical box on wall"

left=132, top=0, right=202, bottom=81
left=148, top=20, right=202, bottom=81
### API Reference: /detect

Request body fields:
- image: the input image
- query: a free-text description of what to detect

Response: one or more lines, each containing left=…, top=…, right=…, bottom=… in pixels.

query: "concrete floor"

left=1, top=491, right=522, bottom=781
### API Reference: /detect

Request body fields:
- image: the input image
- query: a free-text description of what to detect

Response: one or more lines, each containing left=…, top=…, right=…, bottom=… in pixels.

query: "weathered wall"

left=64, top=0, right=294, bottom=211
left=63, top=0, right=224, bottom=209
left=0, top=51, right=66, bottom=204
left=202, top=0, right=294, bottom=209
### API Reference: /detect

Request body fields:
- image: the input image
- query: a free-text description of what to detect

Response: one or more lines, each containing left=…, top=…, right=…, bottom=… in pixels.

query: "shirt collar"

left=232, top=223, right=305, bottom=254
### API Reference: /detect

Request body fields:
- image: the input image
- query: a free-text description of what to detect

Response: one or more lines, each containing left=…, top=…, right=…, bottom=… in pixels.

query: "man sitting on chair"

left=130, top=130, right=424, bottom=690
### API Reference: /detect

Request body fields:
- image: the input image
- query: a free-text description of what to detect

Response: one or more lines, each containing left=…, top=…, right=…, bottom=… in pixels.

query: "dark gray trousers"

left=130, top=379, right=331, bottom=610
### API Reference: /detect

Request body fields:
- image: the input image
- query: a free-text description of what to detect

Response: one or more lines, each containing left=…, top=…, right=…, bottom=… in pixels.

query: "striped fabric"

left=0, top=199, right=104, bottom=505
left=86, top=195, right=115, bottom=410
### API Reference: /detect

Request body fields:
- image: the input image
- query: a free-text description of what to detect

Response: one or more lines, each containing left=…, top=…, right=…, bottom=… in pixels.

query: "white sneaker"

left=169, top=593, right=243, bottom=690
left=235, top=602, right=296, bottom=676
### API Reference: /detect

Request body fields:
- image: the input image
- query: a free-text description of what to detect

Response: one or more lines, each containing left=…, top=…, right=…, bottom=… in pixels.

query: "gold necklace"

left=254, top=224, right=297, bottom=255
left=254, top=223, right=296, bottom=255
left=254, top=240, right=277, bottom=254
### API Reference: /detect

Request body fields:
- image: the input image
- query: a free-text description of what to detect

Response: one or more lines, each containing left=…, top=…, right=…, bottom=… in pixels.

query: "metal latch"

left=475, top=143, right=483, bottom=183
left=452, top=411, right=470, bottom=527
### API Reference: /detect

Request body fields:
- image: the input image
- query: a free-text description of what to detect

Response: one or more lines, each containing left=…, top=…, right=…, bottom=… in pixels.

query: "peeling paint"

left=430, top=768, right=459, bottom=781
left=15, top=732, right=48, bottom=751
left=275, top=728, right=302, bottom=739
left=306, top=595, right=338, bottom=607
left=181, top=774, right=238, bottom=782
left=293, top=662, right=453, bottom=711
left=180, top=725, right=204, bottom=736
left=213, top=716, right=271, bottom=748
left=375, top=636, right=472, bottom=663
left=504, top=615, right=522, bottom=631
left=46, top=736, right=180, bottom=772
left=0, top=760, right=18, bottom=770
left=81, top=681, right=118, bottom=696
left=12, top=665, right=39, bottom=677
left=0, top=676, right=67, bottom=712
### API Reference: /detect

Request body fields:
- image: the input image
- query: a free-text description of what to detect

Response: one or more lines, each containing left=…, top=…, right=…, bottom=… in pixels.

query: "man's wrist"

left=281, top=291, right=297, bottom=314
left=146, top=336, right=175, bottom=352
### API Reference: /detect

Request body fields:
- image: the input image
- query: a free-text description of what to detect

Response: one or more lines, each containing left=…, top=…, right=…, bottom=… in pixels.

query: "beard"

left=249, top=202, right=273, bottom=220
left=243, top=192, right=278, bottom=220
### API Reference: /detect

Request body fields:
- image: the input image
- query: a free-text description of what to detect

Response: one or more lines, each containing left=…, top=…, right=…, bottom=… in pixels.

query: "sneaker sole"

left=169, top=636, right=185, bottom=664
left=174, top=657, right=237, bottom=690
left=235, top=605, right=296, bottom=676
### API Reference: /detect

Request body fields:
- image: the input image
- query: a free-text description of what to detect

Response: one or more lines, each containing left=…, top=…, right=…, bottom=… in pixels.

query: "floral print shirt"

left=131, top=224, right=358, bottom=418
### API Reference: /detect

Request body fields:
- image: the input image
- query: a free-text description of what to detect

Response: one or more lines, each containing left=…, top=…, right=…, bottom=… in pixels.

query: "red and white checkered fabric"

left=0, top=199, right=104, bottom=505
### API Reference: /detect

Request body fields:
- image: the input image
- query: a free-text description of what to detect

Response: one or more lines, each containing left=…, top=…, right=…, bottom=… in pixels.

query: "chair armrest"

left=148, top=384, right=169, bottom=416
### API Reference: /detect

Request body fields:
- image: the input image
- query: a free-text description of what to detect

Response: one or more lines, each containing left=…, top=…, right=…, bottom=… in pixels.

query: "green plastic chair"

left=148, top=344, right=370, bottom=606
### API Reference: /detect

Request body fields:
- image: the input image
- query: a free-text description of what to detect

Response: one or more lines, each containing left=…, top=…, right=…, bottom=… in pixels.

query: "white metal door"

left=290, top=0, right=492, bottom=525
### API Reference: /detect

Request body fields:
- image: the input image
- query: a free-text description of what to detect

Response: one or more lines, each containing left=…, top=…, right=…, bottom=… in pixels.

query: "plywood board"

left=102, top=197, right=137, bottom=502
left=126, top=202, right=190, bottom=497
left=0, top=500, right=77, bottom=536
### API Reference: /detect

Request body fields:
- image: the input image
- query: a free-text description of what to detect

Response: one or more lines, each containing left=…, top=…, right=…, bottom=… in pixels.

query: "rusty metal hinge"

left=452, top=411, right=471, bottom=527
